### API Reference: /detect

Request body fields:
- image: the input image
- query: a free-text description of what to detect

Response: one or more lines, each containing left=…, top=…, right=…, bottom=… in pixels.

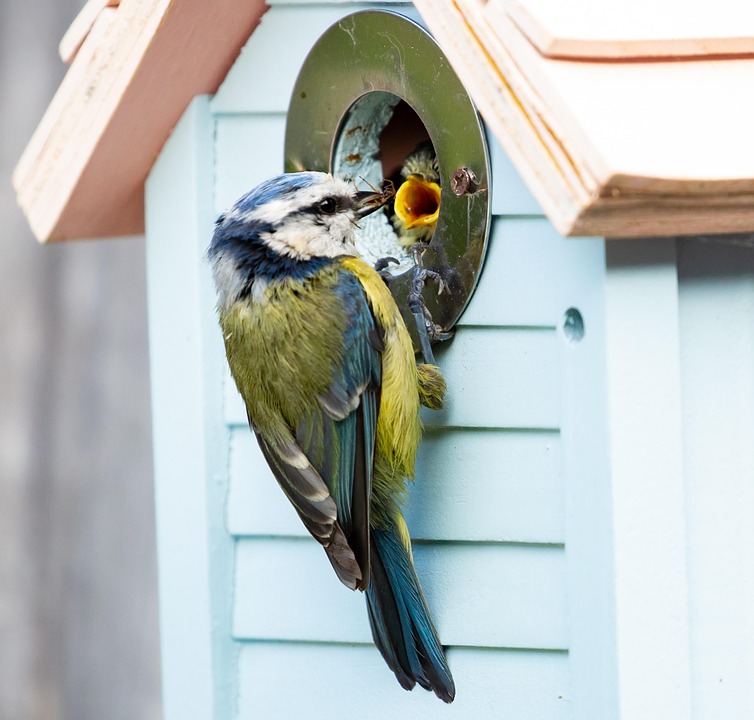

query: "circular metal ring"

left=285, top=10, right=490, bottom=346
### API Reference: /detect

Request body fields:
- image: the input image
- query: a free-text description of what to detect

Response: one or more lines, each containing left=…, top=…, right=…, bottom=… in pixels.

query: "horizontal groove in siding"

left=237, top=641, right=572, bottom=719
left=227, top=426, right=564, bottom=543
left=233, top=537, right=567, bottom=649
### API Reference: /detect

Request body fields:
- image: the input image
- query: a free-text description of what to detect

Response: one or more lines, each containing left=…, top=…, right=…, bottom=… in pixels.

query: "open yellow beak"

left=394, top=174, right=441, bottom=230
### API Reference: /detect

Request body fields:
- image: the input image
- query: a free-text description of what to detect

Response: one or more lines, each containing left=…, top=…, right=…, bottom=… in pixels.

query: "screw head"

left=450, top=167, right=478, bottom=196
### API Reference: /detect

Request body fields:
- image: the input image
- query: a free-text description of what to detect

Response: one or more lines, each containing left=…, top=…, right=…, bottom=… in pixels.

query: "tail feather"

left=365, top=522, right=455, bottom=703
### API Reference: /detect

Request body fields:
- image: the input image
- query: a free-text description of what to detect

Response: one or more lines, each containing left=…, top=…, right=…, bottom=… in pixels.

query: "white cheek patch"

left=261, top=218, right=314, bottom=260
left=260, top=209, right=358, bottom=260
left=315, top=213, right=358, bottom=256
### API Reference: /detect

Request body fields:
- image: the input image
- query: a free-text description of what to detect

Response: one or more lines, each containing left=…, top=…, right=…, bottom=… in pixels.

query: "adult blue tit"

left=392, top=140, right=441, bottom=245
left=207, top=171, right=454, bottom=702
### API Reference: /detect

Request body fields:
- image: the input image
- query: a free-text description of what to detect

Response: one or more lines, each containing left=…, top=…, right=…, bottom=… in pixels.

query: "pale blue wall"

left=146, top=4, right=754, bottom=720
left=214, top=4, right=616, bottom=716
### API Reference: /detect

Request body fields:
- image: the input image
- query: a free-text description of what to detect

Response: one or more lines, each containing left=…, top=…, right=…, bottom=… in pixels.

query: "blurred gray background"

left=0, top=1, right=162, bottom=718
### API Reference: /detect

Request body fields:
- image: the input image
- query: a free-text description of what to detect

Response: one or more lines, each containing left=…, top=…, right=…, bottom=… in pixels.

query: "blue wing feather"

left=291, top=269, right=382, bottom=589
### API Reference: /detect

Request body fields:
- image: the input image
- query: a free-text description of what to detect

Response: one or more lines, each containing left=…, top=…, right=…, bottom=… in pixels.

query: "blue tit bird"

left=207, top=171, right=455, bottom=702
left=392, top=141, right=441, bottom=245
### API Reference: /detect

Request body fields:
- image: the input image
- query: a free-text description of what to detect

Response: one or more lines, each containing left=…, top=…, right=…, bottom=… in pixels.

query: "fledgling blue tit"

left=392, top=141, right=441, bottom=245
left=207, top=171, right=454, bottom=702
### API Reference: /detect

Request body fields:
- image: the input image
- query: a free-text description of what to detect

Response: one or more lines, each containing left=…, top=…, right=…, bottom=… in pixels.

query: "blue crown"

left=232, top=171, right=323, bottom=218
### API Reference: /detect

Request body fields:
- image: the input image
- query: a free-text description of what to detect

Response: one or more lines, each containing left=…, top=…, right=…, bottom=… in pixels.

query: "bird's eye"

left=319, top=197, right=338, bottom=214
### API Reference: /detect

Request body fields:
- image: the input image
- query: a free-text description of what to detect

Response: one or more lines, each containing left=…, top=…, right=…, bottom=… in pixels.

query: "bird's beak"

left=394, top=174, right=441, bottom=230
left=355, top=188, right=392, bottom=219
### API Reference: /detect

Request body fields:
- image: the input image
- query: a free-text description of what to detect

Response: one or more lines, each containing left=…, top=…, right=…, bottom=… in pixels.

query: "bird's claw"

left=374, top=256, right=400, bottom=273
left=374, top=256, right=400, bottom=285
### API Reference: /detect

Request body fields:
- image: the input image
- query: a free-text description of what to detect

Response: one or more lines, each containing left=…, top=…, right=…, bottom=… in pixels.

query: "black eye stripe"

left=296, top=194, right=355, bottom=216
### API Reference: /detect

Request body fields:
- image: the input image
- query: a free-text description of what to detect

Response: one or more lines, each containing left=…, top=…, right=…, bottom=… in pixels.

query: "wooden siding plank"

left=145, top=97, right=237, bottom=720
left=224, top=326, right=560, bottom=428
left=604, top=239, right=692, bottom=720
left=677, top=239, right=754, bottom=719
left=223, top=367, right=247, bottom=427
left=238, top=642, right=571, bottom=719
left=228, top=426, right=564, bottom=543
left=409, top=428, right=563, bottom=542
left=227, top=427, right=301, bottom=537
left=214, top=113, right=287, bottom=215
left=233, top=537, right=568, bottom=648
left=427, top=327, right=560, bottom=429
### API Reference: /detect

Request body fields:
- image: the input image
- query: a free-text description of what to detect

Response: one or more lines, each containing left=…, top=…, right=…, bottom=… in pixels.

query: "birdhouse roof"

left=13, top=0, right=754, bottom=241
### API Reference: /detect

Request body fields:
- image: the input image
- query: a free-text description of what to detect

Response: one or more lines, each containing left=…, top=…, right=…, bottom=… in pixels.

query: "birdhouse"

left=13, top=1, right=754, bottom=718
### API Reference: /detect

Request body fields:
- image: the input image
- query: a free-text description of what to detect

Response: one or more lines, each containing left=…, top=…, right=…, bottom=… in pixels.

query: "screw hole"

left=563, top=308, right=585, bottom=343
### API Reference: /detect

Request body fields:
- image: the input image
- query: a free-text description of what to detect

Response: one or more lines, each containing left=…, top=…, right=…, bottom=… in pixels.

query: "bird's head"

left=393, top=141, right=441, bottom=237
left=211, top=172, right=386, bottom=262
left=394, top=174, right=441, bottom=231
left=208, top=172, right=386, bottom=305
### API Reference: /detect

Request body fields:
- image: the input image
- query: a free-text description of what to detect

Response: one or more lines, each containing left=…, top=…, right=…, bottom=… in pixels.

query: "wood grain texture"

left=506, top=0, right=754, bottom=59
left=413, top=0, right=754, bottom=237
left=14, top=0, right=267, bottom=242
left=58, top=0, right=119, bottom=63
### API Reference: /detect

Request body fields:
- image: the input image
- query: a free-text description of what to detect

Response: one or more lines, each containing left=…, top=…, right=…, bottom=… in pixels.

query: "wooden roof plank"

left=13, top=0, right=267, bottom=242
left=59, top=0, right=120, bottom=63
left=14, top=0, right=754, bottom=240
left=415, top=0, right=754, bottom=236
left=506, top=0, right=754, bottom=60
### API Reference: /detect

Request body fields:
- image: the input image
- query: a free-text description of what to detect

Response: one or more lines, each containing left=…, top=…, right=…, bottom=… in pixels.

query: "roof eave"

left=13, top=0, right=267, bottom=243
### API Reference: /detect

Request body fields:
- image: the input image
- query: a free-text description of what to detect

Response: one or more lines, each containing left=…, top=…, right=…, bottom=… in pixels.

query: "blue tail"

left=366, top=523, right=455, bottom=702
